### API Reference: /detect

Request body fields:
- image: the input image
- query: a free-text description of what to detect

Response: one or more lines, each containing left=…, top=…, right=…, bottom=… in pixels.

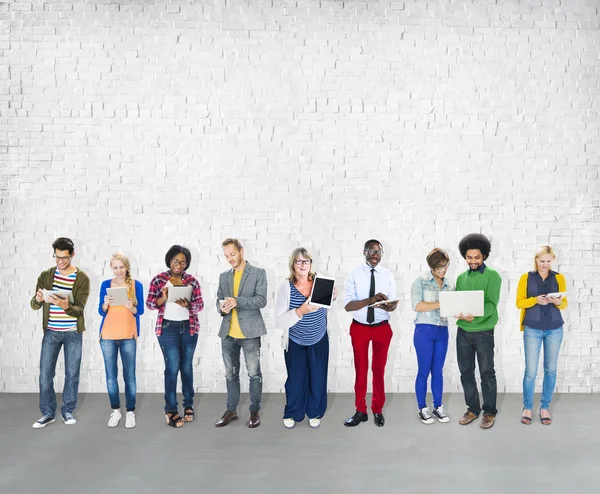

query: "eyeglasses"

left=366, top=249, right=384, bottom=256
left=294, top=259, right=312, bottom=266
left=53, top=254, right=72, bottom=262
left=435, top=263, right=449, bottom=271
left=171, top=259, right=187, bottom=267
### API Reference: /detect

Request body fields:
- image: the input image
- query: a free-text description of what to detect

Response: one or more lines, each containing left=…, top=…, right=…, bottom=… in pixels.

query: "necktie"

left=367, top=268, right=375, bottom=324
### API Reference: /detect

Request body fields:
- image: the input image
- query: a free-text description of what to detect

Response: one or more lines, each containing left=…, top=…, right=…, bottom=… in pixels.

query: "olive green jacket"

left=30, top=267, right=91, bottom=333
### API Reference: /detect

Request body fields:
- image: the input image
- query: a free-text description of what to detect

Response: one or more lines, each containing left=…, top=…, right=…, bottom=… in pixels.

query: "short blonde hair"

left=222, top=238, right=243, bottom=251
left=287, top=247, right=316, bottom=284
left=110, top=252, right=137, bottom=306
left=533, top=245, right=556, bottom=271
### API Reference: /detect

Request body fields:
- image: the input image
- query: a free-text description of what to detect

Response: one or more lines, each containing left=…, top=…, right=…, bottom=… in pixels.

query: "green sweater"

left=30, top=266, right=91, bottom=333
left=455, top=265, right=501, bottom=332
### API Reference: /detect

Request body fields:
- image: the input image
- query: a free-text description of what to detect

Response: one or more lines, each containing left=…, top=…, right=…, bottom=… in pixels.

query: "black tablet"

left=309, top=275, right=335, bottom=309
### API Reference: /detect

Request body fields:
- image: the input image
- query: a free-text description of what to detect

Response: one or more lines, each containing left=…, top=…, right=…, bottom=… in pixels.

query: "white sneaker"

left=108, top=409, right=122, bottom=428
left=62, top=412, right=77, bottom=425
left=283, top=418, right=295, bottom=429
left=33, top=416, right=55, bottom=429
left=308, top=418, right=321, bottom=428
left=418, top=407, right=435, bottom=425
left=125, top=411, right=136, bottom=429
left=433, top=405, right=450, bottom=423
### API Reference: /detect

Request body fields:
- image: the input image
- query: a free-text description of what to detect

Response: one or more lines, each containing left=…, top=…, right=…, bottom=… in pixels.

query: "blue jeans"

left=157, top=320, right=198, bottom=413
left=523, top=325, right=563, bottom=410
left=39, top=330, right=83, bottom=418
left=413, top=324, right=449, bottom=410
left=456, top=328, right=497, bottom=416
left=100, top=338, right=137, bottom=411
left=284, top=333, right=329, bottom=421
left=221, top=336, right=262, bottom=412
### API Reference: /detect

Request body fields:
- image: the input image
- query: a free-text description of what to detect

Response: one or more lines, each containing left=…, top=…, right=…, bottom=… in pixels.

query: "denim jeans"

left=456, top=328, right=497, bottom=416
left=413, top=324, right=449, bottom=410
left=39, top=330, right=83, bottom=418
left=221, top=336, right=262, bottom=412
left=100, top=337, right=137, bottom=411
left=157, top=320, right=198, bottom=413
left=523, top=325, right=563, bottom=410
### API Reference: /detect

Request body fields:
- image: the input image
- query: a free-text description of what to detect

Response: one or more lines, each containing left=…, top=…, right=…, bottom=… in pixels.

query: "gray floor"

left=1, top=392, right=597, bottom=494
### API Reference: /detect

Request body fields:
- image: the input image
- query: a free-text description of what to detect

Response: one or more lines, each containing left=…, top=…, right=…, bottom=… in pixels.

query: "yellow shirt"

left=228, top=269, right=245, bottom=338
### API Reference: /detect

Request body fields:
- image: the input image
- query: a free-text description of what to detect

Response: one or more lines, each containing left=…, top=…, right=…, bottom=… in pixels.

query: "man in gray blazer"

left=215, top=238, right=267, bottom=429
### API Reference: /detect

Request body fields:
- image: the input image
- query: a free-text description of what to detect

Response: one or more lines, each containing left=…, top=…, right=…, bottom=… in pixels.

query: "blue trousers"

left=157, top=320, right=198, bottom=413
left=413, top=324, right=449, bottom=410
left=100, top=338, right=137, bottom=411
left=39, top=330, right=83, bottom=418
left=283, top=333, right=329, bottom=422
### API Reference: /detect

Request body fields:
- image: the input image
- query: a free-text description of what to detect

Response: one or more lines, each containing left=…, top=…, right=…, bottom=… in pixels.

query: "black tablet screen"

left=310, top=278, right=335, bottom=306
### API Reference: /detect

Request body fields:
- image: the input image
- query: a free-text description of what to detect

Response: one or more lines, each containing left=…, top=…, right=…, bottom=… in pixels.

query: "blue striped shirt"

left=288, top=282, right=327, bottom=346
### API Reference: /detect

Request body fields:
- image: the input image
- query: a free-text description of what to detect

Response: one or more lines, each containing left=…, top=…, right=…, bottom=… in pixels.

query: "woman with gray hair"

left=274, top=247, right=333, bottom=429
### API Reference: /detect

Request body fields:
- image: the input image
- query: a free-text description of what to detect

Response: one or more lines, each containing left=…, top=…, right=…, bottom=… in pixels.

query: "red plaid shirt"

left=146, top=271, right=204, bottom=336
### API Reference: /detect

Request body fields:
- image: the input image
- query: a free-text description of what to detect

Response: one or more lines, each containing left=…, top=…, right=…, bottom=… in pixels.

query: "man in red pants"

left=343, top=239, right=398, bottom=427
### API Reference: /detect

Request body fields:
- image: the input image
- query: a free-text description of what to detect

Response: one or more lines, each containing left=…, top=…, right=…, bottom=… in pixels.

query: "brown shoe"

left=480, top=414, right=495, bottom=429
left=458, top=411, right=478, bottom=425
left=248, top=411, right=260, bottom=429
left=215, top=411, right=238, bottom=428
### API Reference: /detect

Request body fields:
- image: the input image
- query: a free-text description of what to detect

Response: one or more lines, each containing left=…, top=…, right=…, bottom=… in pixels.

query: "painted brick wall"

left=1, top=0, right=599, bottom=395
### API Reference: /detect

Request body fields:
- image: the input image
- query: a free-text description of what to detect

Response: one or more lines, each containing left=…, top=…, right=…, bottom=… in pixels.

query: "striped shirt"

left=288, top=282, right=327, bottom=346
left=47, top=269, right=78, bottom=331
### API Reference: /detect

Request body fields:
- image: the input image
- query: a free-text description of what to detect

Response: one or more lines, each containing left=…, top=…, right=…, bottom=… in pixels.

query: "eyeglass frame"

left=365, top=249, right=384, bottom=256
left=170, top=259, right=188, bottom=267
left=53, top=254, right=72, bottom=262
left=294, top=259, right=312, bottom=266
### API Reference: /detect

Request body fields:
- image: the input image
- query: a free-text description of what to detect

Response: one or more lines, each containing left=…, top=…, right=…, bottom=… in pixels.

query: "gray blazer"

left=216, top=262, right=267, bottom=340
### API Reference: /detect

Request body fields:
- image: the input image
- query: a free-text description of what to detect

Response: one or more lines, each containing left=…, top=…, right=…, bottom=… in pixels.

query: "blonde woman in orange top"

left=98, top=253, right=145, bottom=429
left=516, top=246, right=567, bottom=426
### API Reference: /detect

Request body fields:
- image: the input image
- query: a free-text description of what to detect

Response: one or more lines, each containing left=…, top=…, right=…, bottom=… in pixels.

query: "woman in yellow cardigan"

left=516, top=246, right=568, bottom=426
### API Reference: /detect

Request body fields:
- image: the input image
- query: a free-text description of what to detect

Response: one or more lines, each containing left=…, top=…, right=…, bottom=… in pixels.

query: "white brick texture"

left=1, top=0, right=599, bottom=394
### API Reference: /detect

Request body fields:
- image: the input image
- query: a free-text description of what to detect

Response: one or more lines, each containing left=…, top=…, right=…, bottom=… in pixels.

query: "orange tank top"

left=101, top=306, right=137, bottom=340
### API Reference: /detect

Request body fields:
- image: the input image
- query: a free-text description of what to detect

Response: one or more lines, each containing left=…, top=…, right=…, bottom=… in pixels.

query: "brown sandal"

left=184, top=407, right=194, bottom=422
left=540, top=410, right=552, bottom=425
left=521, top=409, right=532, bottom=425
left=165, top=411, right=184, bottom=428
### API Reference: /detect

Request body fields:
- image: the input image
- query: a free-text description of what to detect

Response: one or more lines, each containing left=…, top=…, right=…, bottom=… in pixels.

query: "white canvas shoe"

left=125, top=411, right=136, bottom=429
left=108, top=409, right=121, bottom=428
left=308, top=418, right=321, bottom=428
left=283, top=418, right=295, bottom=429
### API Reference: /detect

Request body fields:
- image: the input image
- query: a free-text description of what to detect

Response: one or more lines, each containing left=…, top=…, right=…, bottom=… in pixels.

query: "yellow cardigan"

left=516, top=272, right=568, bottom=331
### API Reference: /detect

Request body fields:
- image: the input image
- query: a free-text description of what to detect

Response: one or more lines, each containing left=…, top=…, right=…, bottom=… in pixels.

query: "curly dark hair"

left=52, top=237, right=75, bottom=255
left=458, top=233, right=491, bottom=260
left=165, top=245, right=192, bottom=271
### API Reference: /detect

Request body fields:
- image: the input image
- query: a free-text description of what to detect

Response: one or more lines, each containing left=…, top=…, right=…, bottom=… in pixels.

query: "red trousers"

left=350, top=320, right=393, bottom=414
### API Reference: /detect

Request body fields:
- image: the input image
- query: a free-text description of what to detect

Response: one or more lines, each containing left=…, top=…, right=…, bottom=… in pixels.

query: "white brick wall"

left=1, top=0, right=599, bottom=394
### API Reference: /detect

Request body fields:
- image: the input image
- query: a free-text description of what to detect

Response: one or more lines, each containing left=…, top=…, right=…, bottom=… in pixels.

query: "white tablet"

left=309, top=275, right=335, bottom=309
left=107, top=287, right=128, bottom=306
left=368, top=298, right=401, bottom=308
left=168, top=285, right=192, bottom=303
left=546, top=292, right=566, bottom=298
left=42, top=289, right=74, bottom=304
left=439, top=290, right=484, bottom=318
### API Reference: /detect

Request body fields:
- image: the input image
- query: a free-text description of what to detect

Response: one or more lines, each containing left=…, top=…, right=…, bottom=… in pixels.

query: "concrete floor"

left=1, top=392, right=597, bottom=494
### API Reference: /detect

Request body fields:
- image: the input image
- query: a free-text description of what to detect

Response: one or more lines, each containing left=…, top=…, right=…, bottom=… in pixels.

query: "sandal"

left=540, top=409, right=552, bottom=426
left=165, top=411, right=184, bottom=428
left=184, top=407, right=194, bottom=422
left=521, top=409, right=532, bottom=425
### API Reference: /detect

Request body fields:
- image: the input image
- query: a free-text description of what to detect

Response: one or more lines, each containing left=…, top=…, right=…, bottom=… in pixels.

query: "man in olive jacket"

left=30, top=237, right=90, bottom=429
left=215, top=238, right=267, bottom=429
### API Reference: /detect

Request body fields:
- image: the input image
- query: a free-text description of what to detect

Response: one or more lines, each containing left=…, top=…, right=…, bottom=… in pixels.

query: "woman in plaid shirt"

left=146, top=245, right=204, bottom=428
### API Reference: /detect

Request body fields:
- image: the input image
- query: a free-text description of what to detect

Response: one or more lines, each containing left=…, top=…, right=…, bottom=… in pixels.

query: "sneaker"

left=433, top=405, right=450, bottom=423
left=108, top=409, right=122, bottom=428
left=62, top=412, right=77, bottom=425
left=33, top=416, right=55, bottom=429
left=308, top=418, right=321, bottom=428
left=418, top=407, right=435, bottom=425
left=283, top=418, right=295, bottom=429
left=125, top=411, right=136, bottom=429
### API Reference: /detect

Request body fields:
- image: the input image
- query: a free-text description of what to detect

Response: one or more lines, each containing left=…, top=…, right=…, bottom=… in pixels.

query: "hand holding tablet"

left=308, top=275, right=336, bottom=309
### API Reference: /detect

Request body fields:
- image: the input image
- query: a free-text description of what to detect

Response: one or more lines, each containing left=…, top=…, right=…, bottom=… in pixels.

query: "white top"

left=163, top=281, right=190, bottom=321
left=343, top=263, right=397, bottom=325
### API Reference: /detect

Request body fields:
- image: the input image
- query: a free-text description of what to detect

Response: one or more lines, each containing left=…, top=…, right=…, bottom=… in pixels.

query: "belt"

left=353, top=319, right=388, bottom=327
